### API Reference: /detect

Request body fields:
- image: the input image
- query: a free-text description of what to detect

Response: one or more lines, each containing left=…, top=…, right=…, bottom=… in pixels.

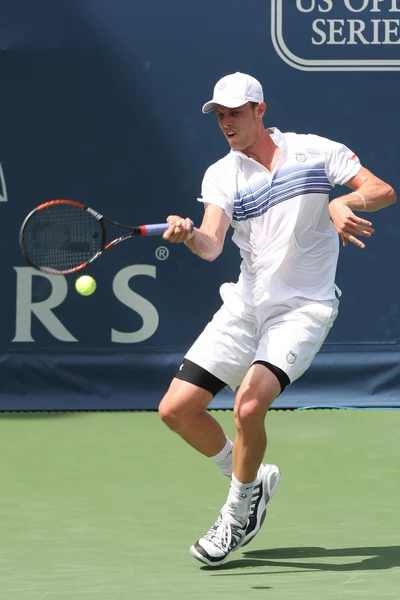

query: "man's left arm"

left=329, top=167, right=397, bottom=248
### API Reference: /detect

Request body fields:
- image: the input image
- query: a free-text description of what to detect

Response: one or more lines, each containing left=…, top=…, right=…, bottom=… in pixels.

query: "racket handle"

left=140, top=220, right=194, bottom=236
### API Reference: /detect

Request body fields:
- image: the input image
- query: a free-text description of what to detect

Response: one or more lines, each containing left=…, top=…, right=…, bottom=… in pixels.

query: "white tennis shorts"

left=185, top=283, right=339, bottom=392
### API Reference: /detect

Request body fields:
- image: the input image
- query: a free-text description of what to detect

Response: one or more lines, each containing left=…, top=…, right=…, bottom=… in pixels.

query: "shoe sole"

left=189, top=543, right=228, bottom=567
left=240, top=464, right=281, bottom=548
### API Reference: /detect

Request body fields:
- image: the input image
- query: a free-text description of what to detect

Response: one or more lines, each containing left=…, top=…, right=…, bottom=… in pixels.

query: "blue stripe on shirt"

left=233, top=163, right=332, bottom=222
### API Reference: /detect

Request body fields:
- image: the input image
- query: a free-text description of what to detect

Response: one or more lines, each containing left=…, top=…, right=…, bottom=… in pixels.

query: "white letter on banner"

left=319, top=0, right=333, bottom=11
left=0, top=162, right=7, bottom=202
left=348, top=20, right=369, bottom=43
left=296, top=0, right=315, bottom=12
left=384, top=19, right=400, bottom=42
left=371, top=19, right=383, bottom=43
left=390, top=0, right=400, bottom=12
left=312, top=19, right=328, bottom=43
left=13, top=267, right=78, bottom=342
left=344, top=0, right=369, bottom=12
left=111, top=265, right=159, bottom=343
left=327, top=20, right=347, bottom=43
left=371, top=0, right=385, bottom=11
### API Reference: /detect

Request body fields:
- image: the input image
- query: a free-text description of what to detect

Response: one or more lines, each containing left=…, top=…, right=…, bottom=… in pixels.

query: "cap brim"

left=202, top=101, right=217, bottom=114
left=201, top=97, right=248, bottom=114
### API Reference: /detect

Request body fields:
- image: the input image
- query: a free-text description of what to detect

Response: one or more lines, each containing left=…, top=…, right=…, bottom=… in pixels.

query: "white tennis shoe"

left=242, top=463, right=281, bottom=547
left=190, top=505, right=248, bottom=567
left=190, top=464, right=280, bottom=567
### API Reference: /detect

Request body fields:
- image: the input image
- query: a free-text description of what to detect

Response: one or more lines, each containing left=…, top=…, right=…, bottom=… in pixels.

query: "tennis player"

left=159, top=72, right=396, bottom=567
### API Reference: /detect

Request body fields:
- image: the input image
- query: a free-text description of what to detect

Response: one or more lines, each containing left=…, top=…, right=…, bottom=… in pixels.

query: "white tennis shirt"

left=198, top=127, right=362, bottom=305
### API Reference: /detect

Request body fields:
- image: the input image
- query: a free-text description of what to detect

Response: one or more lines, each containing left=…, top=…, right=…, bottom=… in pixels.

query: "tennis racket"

left=19, top=199, right=194, bottom=275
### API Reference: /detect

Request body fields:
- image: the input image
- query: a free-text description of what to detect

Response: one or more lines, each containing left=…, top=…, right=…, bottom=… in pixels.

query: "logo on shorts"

left=286, top=351, right=297, bottom=364
left=179, top=363, right=184, bottom=371
left=295, top=152, right=307, bottom=162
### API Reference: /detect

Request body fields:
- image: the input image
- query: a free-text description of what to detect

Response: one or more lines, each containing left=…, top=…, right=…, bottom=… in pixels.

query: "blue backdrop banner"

left=0, top=0, right=399, bottom=410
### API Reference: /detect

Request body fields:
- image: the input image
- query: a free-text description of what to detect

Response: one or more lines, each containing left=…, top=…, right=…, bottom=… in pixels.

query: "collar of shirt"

left=229, top=126, right=286, bottom=171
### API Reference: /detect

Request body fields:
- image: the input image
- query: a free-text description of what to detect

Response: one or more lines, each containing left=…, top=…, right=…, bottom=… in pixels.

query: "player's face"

left=215, top=102, right=261, bottom=151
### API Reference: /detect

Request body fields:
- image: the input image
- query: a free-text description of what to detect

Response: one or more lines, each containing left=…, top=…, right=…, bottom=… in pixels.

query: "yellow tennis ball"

left=75, top=275, right=96, bottom=296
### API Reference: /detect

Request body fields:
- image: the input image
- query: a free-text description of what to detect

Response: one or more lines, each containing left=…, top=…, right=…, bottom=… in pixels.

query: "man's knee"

left=233, top=375, right=280, bottom=432
left=234, top=393, right=267, bottom=431
left=158, top=395, right=175, bottom=426
left=158, top=378, right=212, bottom=431
left=234, top=363, right=284, bottom=427
left=158, top=391, right=184, bottom=430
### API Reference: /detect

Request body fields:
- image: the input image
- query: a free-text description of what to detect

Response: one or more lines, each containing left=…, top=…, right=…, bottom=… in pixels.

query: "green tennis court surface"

left=0, top=409, right=399, bottom=599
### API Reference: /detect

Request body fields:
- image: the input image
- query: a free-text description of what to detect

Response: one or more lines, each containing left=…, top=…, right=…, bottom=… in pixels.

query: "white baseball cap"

left=202, top=72, right=264, bottom=114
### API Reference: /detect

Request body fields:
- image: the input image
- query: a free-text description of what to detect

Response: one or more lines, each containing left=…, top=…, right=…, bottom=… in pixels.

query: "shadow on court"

left=202, top=546, right=400, bottom=573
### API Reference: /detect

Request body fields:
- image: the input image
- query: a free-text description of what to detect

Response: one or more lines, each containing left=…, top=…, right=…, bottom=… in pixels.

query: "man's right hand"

left=163, top=215, right=194, bottom=243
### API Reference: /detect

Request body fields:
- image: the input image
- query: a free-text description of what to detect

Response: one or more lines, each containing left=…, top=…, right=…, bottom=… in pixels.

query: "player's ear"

left=257, top=101, right=267, bottom=120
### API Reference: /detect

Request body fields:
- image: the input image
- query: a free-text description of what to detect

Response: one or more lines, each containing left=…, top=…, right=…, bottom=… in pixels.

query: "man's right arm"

left=163, top=203, right=231, bottom=262
left=185, top=203, right=231, bottom=261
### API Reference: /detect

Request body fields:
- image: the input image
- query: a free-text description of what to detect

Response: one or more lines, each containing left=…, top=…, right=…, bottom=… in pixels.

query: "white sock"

left=226, top=474, right=256, bottom=524
left=210, top=437, right=233, bottom=477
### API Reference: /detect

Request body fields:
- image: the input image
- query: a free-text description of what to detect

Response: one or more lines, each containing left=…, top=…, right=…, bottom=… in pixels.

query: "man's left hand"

left=329, top=199, right=374, bottom=249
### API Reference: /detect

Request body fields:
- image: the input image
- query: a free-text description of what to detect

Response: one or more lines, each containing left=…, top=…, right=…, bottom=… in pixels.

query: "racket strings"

left=22, top=203, right=104, bottom=272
